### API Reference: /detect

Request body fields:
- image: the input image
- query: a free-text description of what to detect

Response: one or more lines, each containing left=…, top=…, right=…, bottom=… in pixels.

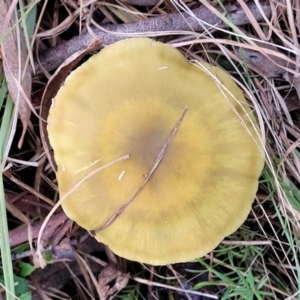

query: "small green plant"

left=117, top=283, right=146, bottom=300
left=194, top=259, right=274, bottom=299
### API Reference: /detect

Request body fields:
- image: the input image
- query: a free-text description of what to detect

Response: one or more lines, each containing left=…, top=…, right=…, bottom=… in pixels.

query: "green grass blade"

left=0, top=84, right=15, bottom=299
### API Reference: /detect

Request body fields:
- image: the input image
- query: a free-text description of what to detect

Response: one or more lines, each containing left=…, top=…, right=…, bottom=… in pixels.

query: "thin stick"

left=36, top=154, right=129, bottom=268
left=34, top=2, right=271, bottom=74
left=95, top=106, right=188, bottom=233
left=132, top=276, right=218, bottom=299
left=4, top=171, right=55, bottom=206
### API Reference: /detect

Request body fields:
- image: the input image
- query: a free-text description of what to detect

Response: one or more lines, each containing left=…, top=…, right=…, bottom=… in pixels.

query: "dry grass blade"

left=95, top=106, right=188, bottom=233
left=36, top=154, right=129, bottom=268
left=133, top=276, right=218, bottom=299
left=0, top=0, right=31, bottom=148
left=5, top=197, right=38, bottom=262
left=40, top=38, right=102, bottom=171
left=34, top=1, right=272, bottom=74
left=98, top=265, right=129, bottom=300
left=4, top=170, right=55, bottom=206
left=2, top=0, right=300, bottom=298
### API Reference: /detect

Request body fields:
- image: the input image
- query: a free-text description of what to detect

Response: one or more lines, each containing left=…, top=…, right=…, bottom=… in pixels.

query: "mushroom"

left=47, top=38, right=264, bottom=265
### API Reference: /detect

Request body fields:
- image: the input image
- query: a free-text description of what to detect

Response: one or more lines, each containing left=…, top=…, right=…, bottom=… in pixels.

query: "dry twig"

left=95, top=106, right=188, bottom=233
left=34, top=1, right=271, bottom=74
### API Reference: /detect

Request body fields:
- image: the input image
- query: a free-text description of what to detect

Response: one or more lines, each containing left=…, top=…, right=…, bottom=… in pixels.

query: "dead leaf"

left=236, top=46, right=300, bottom=103
left=234, top=29, right=294, bottom=77
left=236, top=48, right=289, bottom=77
left=283, top=72, right=300, bottom=105
left=284, top=91, right=300, bottom=111
left=234, top=30, right=300, bottom=103
left=40, top=39, right=102, bottom=171
left=52, top=237, right=76, bottom=261
left=0, top=0, right=32, bottom=148
left=98, top=265, right=129, bottom=300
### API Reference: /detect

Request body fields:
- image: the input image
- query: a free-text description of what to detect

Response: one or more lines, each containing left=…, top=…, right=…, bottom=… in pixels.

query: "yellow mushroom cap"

left=47, top=38, right=264, bottom=265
